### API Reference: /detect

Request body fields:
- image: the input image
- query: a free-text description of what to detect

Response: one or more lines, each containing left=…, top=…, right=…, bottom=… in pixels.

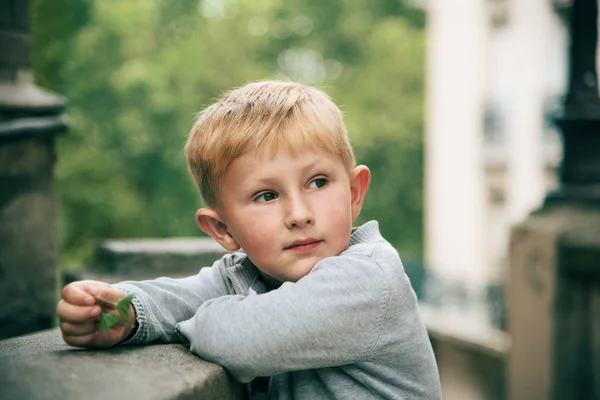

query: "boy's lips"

left=285, top=238, right=322, bottom=253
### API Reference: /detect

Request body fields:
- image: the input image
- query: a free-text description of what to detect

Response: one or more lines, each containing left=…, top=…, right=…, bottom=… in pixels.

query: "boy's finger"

left=57, top=300, right=101, bottom=323
left=59, top=320, right=97, bottom=337
left=62, top=332, right=97, bottom=348
left=61, top=283, right=95, bottom=306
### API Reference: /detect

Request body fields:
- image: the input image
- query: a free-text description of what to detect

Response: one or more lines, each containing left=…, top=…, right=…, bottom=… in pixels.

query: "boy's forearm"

left=177, top=255, right=396, bottom=382
left=113, top=258, right=233, bottom=344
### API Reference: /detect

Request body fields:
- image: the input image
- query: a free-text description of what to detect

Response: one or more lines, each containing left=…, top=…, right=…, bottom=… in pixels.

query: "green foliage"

left=31, top=0, right=426, bottom=264
left=98, top=313, right=119, bottom=332
left=94, top=294, right=135, bottom=332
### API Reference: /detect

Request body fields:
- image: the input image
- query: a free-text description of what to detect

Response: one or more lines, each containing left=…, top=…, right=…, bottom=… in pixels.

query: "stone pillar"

left=0, top=0, right=66, bottom=339
left=506, top=0, right=551, bottom=224
left=425, top=0, right=487, bottom=287
left=507, top=0, right=600, bottom=398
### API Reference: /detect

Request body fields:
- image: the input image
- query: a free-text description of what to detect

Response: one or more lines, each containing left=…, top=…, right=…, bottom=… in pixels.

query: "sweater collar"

left=348, top=220, right=384, bottom=247
left=225, top=257, right=262, bottom=295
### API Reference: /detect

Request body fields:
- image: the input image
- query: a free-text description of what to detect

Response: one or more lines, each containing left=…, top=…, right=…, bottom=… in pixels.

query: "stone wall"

left=0, top=137, right=59, bottom=339
left=508, top=204, right=600, bottom=399
left=0, top=0, right=67, bottom=340
left=0, top=328, right=244, bottom=400
left=421, top=303, right=508, bottom=400
left=0, top=239, right=239, bottom=399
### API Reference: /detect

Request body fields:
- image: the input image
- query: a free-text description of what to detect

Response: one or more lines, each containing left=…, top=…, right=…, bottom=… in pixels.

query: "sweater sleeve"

left=113, top=253, right=237, bottom=344
left=176, top=251, right=395, bottom=383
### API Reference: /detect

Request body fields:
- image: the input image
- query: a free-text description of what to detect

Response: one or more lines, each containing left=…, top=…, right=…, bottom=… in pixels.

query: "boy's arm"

left=113, top=253, right=239, bottom=344
left=177, top=249, right=411, bottom=382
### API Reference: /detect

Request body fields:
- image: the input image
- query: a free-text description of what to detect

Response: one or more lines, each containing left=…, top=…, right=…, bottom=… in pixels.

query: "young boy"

left=57, top=81, right=442, bottom=399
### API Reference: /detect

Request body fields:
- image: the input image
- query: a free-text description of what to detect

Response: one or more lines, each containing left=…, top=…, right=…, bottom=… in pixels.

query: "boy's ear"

left=350, top=165, right=371, bottom=220
left=195, top=208, right=241, bottom=251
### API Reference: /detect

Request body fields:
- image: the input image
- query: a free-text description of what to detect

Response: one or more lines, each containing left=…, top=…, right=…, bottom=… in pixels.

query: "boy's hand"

left=57, top=280, right=136, bottom=348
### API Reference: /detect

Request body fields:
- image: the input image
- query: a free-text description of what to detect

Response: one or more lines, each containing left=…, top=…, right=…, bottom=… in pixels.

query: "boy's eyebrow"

left=244, top=155, right=333, bottom=187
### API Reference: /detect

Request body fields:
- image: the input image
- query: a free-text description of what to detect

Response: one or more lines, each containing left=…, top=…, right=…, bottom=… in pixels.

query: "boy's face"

left=196, top=148, right=370, bottom=284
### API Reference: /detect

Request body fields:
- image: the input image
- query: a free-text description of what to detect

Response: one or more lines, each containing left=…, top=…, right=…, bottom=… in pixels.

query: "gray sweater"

left=115, top=221, right=442, bottom=399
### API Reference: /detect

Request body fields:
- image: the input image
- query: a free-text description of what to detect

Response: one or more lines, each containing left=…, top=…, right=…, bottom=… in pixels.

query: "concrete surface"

left=0, top=328, right=243, bottom=400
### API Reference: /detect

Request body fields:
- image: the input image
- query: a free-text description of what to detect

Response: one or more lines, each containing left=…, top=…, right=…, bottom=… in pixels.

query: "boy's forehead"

left=252, top=143, right=348, bottom=163
left=237, top=146, right=319, bottom=168
left=228, top=147, right=346, bottom=177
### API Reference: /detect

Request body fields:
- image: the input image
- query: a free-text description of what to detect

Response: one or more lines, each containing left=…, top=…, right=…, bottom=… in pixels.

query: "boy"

left=57, top=81, right=442, bottom=399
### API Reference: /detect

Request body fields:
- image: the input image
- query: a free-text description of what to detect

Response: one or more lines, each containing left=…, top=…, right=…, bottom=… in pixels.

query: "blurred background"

left=2, top=0, right=600, bottom=399
left=28, top=0, right=574, bottom=331
left=30, top=0, right=427, bottom=267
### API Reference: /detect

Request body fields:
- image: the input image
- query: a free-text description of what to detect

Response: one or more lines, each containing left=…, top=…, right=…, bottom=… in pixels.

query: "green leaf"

left=93, top=295, right=116, bottom=310
left=116, top=294, right=135, bottom=324
left=99, top=313, right=119, bottom=332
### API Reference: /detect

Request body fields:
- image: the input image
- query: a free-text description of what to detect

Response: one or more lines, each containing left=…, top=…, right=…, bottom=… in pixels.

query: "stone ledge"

left=89, top=237, right=228, bottom=276
left=0, top=328, right=243, bottom=400
left=420, top=302, right=508, bottom=400
left=420, top=302, right=510, bottom=359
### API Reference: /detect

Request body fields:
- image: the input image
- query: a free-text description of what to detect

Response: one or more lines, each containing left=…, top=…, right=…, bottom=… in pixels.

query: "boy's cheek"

left=321, top=192, right=352, bottom=220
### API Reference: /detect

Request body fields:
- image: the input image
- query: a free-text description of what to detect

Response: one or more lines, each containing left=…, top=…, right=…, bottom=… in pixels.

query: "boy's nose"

left=284, top=194, right=313, bottom=228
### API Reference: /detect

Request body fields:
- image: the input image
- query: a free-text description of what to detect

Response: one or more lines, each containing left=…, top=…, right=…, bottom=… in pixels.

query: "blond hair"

left=185, top=81, right=355, bottom=208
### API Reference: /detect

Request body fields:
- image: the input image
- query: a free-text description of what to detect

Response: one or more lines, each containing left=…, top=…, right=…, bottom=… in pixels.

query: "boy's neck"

left=260, top=272, right=283, bottom=289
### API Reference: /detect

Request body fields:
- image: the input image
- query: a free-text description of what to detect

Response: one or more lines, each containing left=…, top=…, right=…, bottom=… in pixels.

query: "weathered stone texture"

left=0, top=137, right=58, bottom=339
left=421, top=303, right=508, bottom=400
left=508, top=204, right=600, bottom=400
left=0, top=328, right=243, bottom=400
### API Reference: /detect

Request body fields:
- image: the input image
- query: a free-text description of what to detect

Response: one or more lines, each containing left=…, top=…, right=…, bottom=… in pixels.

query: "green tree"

left=31, top=0, right=426, bottom=266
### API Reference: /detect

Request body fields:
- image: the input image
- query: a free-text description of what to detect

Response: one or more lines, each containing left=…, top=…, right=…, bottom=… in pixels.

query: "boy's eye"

left=308, top=178, right=327, bottom=189
left=255, top=192, right=278, bottom=203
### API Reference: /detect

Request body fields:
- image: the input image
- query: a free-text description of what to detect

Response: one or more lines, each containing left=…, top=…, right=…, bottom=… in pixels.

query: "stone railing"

left=0, top=237, right=242, bottom=399
left=420, top=303, right=509, bottom=400
left=0, top=236, right=510, bottom=399
left=64, top=237, right=229, bottom=283
left=0, top=305, right=508, bottom=400
left=0, top=328, right=244, bottom=400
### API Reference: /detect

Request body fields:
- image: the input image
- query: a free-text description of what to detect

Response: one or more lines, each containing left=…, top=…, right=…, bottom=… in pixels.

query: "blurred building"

left=424, top=0, right=571, bottom=318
